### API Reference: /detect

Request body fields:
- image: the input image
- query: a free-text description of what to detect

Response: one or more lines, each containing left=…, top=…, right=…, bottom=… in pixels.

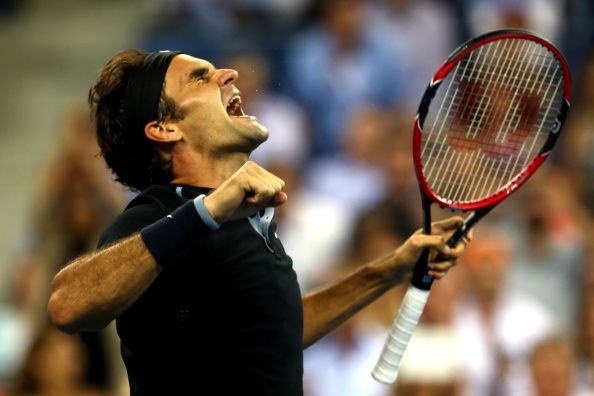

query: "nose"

left=216, top=68, right=239, bottom=88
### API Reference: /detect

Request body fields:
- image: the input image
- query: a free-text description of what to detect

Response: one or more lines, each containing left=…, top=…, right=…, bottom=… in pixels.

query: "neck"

left=170, top=147, right=249, bottom=188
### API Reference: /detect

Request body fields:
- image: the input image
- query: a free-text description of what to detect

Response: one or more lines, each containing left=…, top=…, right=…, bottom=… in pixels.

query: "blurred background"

left=0, top=0, right=593, bottom=395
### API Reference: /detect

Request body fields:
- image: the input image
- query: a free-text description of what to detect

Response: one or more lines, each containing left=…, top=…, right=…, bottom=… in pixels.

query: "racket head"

left=413, top=29, right=571, bottom=211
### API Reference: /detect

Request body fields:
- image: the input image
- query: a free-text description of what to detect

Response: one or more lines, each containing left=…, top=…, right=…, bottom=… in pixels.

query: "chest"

left=119, top=219, right=301, bottom=334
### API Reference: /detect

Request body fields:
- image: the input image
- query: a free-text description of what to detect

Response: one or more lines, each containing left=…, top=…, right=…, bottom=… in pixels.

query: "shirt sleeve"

left=97, top=203, right=166, bottom=249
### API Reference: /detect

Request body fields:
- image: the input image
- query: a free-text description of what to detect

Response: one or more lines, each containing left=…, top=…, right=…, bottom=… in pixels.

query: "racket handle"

left=371, top=285, right=430, bottom=384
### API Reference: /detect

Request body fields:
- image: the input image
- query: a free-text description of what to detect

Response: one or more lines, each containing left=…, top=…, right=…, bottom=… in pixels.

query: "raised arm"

left=48, top=161, right=286, bottom=333
left=301, top=217, right=469, bottom=348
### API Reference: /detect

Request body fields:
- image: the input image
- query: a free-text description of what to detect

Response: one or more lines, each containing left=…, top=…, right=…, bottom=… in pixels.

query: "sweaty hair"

left=88, top=50, right=185, bottom=191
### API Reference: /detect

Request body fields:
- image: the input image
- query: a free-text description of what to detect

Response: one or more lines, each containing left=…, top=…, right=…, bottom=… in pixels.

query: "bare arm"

left=302, top=218, right=468, bottom=348
left=48, top=234, right=159, bottom=333
left=302, top=251, right=403, bottom=348
left=48, top=161, right=286, bottom=333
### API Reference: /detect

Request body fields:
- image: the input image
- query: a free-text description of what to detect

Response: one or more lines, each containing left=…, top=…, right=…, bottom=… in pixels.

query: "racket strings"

left=421, top=38, right=564, bottom=204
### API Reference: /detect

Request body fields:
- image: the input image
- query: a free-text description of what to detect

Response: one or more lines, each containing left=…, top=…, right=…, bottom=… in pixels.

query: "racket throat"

left=411, top=194, right=435, bottom=290
left=448, top=207, right=492, bottom=247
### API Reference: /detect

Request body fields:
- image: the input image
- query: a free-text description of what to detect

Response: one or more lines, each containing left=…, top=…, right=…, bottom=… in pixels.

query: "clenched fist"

left=203, top=161, right=287, bottom=223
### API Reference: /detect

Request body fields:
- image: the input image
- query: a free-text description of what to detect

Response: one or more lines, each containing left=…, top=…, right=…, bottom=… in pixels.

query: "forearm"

left=302, top=251, right=410, bottom=348
left=301, top=218, right=468, bottom=348
left=48, top=233, right=159, bottom=333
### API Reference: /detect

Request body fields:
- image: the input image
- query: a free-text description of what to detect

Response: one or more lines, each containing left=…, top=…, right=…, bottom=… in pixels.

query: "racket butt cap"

left=371, top=367, right=398, bottom=384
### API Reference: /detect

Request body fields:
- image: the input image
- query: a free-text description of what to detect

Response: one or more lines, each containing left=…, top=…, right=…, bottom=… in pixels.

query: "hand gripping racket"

left=371, top=29, right=571, bottom=384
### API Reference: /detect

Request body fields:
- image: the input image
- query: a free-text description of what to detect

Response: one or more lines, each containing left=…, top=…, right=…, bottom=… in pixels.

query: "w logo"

left=446, top=80, right=542, bottom=158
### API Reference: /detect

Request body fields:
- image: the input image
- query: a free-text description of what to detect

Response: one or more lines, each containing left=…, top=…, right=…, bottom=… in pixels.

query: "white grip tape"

left=371, top=285, right=430, bottom=384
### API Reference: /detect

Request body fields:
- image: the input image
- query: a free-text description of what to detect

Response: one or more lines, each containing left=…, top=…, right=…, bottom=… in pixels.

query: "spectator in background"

left=142, top=0, right=308, bottom=64
left=528, top=336, right=586, bottom=396
left=560, top=0, right=594, bottom=80
left=343, top=203, right=417, bottom=330
left=392, top=326, right=465, bottom=396
left=11, top=327, right=105, bottom=396
left=504, top=169, right=586, bottom=329
left=559, top=50, right=594, bottom=217
left=464, top=0, right=564, bottom=43
left=576, top=284, right=594, bottom=394
left=147, top=0, right=308, bottom=30
left=146, top=0, right=233, bottom=36
left=32, top=105, right=126, bottom=393
left=369, top=0, right=458, bottom=105
left=303, top=310, right=391, bottom=396
left=34, top=105, right=125, bottom=272
left=454, top=225, right=556, bottom=396
left=305, top=105, right=391, bottom=215
left=286, top=0, right=410, bottom=157
left=0, top=254, right=45, bottom=389
left=376, top=110, right=422, bottom=220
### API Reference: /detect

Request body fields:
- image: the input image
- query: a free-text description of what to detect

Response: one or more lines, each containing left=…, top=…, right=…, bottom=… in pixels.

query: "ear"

left=144, top=120, right=182, bottom=143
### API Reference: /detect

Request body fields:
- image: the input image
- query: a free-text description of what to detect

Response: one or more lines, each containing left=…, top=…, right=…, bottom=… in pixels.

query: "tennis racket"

left=371, top=28, right=571, bottom=384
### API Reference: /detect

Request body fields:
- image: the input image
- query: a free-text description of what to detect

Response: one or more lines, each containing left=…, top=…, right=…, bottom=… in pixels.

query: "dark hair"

left=88, top=50, right=185, bottom=191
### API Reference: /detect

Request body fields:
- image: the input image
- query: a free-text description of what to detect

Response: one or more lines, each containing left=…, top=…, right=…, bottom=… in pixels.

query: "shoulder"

left=98, top=202, right=165, bottom=248
left=98, top=186, right=180, bottom=248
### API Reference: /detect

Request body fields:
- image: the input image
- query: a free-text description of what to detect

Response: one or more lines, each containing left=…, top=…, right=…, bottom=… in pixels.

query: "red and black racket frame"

left=410, top=29, right=572, bottom=291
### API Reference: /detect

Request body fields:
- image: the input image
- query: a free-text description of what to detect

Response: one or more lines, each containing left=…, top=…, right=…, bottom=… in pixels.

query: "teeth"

left=227, top=96, right=243, bottom=116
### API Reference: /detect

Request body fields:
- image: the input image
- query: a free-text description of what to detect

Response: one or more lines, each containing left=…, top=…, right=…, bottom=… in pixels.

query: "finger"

left=447, top=229, right=474, bottom=257
left=244, top=178, right=286, bottom=208
left=448, top=240, right=466, bottom=258
left=243, top=177, right=277, bottom=205
left=245, top=161, right=285, bottom=190
left=427, top=268, right=448, bottom=279
left=259, top=168, right=285, bottom=190
left=244, top=165, right=284, bottom=195
left=411, top=228, right=424, bottom=236
left=270, top=191, right=288, bottom=207
left=431, top=216, right=465, bottom=234
left=466, top=229, right=474, bottom=242
left=243, top=164, right=283, bottom=194
left=427, top=259, right=456, bottom=273
left=410, top=234, right=451, bottom=257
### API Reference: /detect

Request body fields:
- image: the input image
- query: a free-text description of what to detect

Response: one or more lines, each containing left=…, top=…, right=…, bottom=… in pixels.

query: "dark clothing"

left=98, top=185, right=304, bottom=395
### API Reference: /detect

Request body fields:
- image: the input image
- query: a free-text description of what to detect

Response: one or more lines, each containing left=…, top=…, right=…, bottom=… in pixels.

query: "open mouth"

left=226, top=95, right=245, bottom=117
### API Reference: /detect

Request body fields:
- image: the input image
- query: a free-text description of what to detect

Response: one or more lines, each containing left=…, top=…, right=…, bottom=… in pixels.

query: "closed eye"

left=189, top=67, right=210, bottom=83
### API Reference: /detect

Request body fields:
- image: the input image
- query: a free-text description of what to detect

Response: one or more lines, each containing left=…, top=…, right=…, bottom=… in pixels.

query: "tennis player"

left=47, top=50, right=468, bottom=395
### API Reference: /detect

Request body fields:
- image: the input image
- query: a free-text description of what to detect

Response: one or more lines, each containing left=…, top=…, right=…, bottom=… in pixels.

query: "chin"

left=244, top=126, right=269, bottom=153
left=232, top=117, right=269, bottom=144
left=253, top=123, right=269, bottom=142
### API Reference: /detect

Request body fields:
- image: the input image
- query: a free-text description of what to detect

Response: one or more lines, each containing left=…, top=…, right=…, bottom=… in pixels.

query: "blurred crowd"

left=1, top=0, right=594, bottom=395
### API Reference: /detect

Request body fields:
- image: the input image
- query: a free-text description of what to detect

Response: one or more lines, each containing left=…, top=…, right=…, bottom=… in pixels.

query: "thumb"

left=269, top=192, right=288, bottom=207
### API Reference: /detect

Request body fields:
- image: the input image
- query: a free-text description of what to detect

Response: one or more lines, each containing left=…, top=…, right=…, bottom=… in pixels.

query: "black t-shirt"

left=98, top=184, right=304, bottom=395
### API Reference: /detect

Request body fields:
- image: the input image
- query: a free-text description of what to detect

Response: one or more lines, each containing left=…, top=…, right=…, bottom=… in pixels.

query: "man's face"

left=163, top=54, right=268, bottom=153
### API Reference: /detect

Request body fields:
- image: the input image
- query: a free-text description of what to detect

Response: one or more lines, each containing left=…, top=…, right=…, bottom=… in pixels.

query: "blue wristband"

left=140, top=197, right=217, bottom=267
left=194, top=194, right=221, bottom=230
